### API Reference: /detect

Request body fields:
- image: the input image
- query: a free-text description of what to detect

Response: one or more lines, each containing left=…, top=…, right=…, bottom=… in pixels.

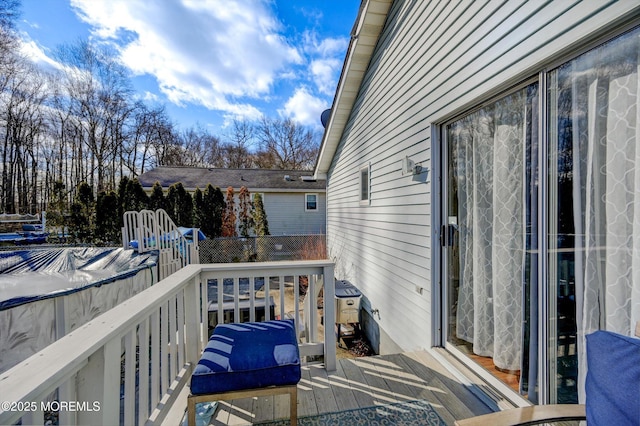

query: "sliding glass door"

left=547, top=25, right=640, bottom=403
left=442, top=24, right=640, bottom=405
left=444, top=83, right=539, bottom=402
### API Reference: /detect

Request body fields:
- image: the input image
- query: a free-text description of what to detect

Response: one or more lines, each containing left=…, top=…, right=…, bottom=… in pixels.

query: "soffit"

left=314, top=0, right=393, bottom=179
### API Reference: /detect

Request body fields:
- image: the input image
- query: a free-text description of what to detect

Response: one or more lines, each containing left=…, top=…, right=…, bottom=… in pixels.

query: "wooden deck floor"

left=170, top=350, right=496, bottom=425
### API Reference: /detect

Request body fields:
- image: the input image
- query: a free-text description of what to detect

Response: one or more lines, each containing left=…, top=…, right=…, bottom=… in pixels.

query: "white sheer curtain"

left=453, top=89, right=531, bottom=371
left=559, top=30, right=640, bottom=401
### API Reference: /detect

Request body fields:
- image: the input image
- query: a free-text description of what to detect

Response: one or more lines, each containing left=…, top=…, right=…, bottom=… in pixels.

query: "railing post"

left=75, top=339, right=120, bottom=425
left=322, top=264, right=336, bottom=371
left=185, top=276, right=200, bottom=366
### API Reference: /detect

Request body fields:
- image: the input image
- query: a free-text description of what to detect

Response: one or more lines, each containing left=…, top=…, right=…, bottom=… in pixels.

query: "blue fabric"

left=585, top=330, right=640, bottom=426
left=190, top=319, right=301, bottom=395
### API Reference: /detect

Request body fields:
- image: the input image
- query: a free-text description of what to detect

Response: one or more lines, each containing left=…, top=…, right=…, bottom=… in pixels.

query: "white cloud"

left=141, top=91, right=159, bottom=103
left=68, top=0, right=303, bottom=119
left=310, top=57, right=342, bottom=96
left=301, top=30, right=347, bottom=97
left=281, top=86, right=326, bottom=128
left=302, top=31, right=348, bottom=56
left=19, top=39, right=64, bottom=72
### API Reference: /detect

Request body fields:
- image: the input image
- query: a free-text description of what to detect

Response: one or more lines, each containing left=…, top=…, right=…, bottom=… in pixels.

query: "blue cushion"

left=585, top=330, right=640, bottom=425
left=190, top=319, right=301, bottom=395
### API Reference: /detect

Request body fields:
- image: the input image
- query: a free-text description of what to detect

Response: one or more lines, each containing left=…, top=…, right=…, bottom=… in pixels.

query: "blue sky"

left=16, top=0, right=359, bottom=134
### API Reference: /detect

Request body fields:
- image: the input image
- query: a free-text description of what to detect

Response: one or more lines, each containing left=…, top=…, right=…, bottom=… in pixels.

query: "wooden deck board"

left=178, top=350, right=494, bottom=425
left=383, top=352, right=458, bottom=425
left=352, top=356, right=414, bottom=404
left=404, top=351, right=494, bottom=419
left=252, top=395, right=274, bottom=424
left=297, top=364, right=319, bottom=417
left=347, top=358, right=395, bottom=406
left=337, top=356, right=379, bottom=408
left=326, top=359, right=360, bottom=412
left=272, top=394, right=290, bottom=421
left=307, top=364, right=340, bottom=414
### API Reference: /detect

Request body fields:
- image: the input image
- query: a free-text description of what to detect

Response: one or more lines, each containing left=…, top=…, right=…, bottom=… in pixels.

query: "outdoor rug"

left=254, top=399, right=446, bottom=425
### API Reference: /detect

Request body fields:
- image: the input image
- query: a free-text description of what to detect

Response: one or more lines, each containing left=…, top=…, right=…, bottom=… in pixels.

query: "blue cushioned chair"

left=455, top=322, right=640, bottom=426
left=188, top=319, right=301, bottom=426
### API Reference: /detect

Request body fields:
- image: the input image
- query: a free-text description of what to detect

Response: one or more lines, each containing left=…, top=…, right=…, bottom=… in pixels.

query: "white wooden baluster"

left=58, top=376, right=77, bottom=425
left=138, top=317, right=150, bottom=426
left=20, top=407, right=43, bottom=426
left=309, top=275, right=319, bottom=343
left=123, top=328, right=136, bottom=425
left=160, top=303, right=168, bottom=399
left=177, top=291, right=185, bottom=368
left=264, top=275, right=271, bottom=321
left=233, top=277, right=240, bottom=323
left=249, top=276, right=256, bottom=322
left=279, top=276, right=286, bottom=319
left=200, top=278, right=208, bottom=346
left=169, top=297, right=177, bottom=382
left=150, top=309, right=160, bottom=411
left=217, top=279, right=224, bottom=325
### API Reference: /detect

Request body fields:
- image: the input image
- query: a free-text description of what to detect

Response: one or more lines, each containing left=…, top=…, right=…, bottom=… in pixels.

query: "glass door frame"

left=434, top=75, right=551, bottom=405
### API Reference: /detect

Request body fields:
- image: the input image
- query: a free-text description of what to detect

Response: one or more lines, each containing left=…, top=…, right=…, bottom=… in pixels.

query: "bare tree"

left=122, top=102, right=175, bottom=177
left=0, top=0, right=20, bottom=96
left=55, top=40, right=134, bottom=192
left=221, top=118, right=256, bottom=168
left=257, top=117, right=319, bottom=170
left=0, top=0, right=19, bottom=30
left=180, top=125, right=222, bottom=167
left=0, top=62, right=48, bottom=213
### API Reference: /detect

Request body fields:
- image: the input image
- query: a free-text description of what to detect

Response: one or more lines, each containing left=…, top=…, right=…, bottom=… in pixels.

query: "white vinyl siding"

left=325, top=0, right=639, bottom=353
left=264, top=193, right=326, bottom=235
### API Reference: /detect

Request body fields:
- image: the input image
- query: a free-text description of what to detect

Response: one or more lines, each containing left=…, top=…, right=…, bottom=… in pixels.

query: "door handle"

left=441, top=224, right=456, bottom=247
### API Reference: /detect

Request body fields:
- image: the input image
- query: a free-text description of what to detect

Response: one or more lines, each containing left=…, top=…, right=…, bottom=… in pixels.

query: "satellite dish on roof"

left=320, top=109, right=331, bottom=128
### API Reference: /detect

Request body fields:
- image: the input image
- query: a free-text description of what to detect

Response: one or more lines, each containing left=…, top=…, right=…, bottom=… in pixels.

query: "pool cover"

left=0, top=247, right=159, bottom=373
left=0, top=247, right=158, bottom=310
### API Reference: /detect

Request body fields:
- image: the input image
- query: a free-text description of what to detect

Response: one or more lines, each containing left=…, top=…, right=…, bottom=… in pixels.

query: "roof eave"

left=314, top=0, right=393, bottom=179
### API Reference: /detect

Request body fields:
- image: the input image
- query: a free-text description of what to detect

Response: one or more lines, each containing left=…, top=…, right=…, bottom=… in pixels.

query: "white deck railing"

left=0, top=260, right=335, bottom=426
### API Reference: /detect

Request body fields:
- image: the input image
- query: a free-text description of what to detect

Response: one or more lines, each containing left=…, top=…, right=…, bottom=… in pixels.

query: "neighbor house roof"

left=314, top=0, right=393, bottom=179
left=138, top=166, right=325, bottom=193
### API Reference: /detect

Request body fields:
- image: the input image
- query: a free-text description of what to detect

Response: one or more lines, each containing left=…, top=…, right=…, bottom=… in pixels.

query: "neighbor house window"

left=360, top=163, right=370, bottom=204
left=305, top=193, right=317, bottom=211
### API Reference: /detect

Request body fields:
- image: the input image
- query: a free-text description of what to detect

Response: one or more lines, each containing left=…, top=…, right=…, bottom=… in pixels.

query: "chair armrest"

left=454, top=404, right=586, bottom=426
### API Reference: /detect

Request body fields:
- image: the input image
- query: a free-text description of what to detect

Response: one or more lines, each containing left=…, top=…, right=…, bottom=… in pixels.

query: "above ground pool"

left=0, top=247, right=158, bottom=374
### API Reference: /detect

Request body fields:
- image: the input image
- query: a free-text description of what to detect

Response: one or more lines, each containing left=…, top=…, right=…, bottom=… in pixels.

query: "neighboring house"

left=316, top=0, right=640, bottom=409
left=138, top=167, right=326, bottom=235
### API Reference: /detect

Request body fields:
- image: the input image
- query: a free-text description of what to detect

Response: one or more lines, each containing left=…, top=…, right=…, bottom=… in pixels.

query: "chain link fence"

left=199, top=234, right=327, bottom=263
